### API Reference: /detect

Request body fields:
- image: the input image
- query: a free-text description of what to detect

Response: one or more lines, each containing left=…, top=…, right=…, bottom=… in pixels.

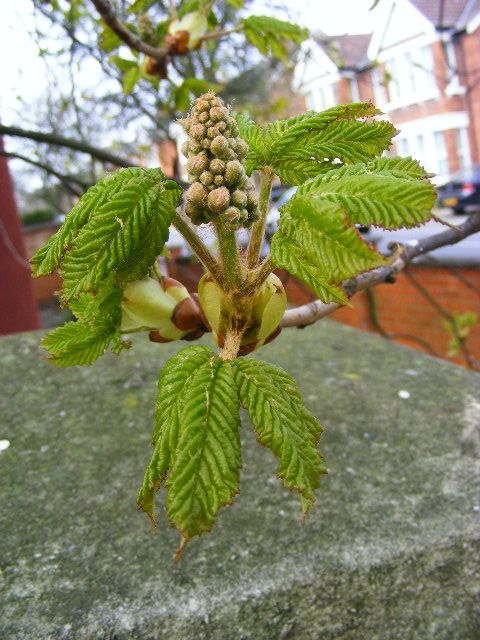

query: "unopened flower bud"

left=210, top=159, right=225, bottom=175
left=231, top=189, right=247, bottom=208
left=207, top=186, right=230, bottom=214
left=210, top=106, right=228, bottom=122
left=236, top=139, right=248, bottom=158
left=186, top=182, right=208, bottom=206
left=190, top=123, right=206, bottom=140
left=200, top=171, right=213, bottom=186
left=210, top=135, right=230, bottom=158
left=225, top=160, right=244, bottom=186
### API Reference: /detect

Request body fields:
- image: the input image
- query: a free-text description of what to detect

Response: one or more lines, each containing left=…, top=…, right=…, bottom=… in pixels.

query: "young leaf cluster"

left=31, top=91, right=437, bottom=558
left=137, top=345, right=326, bottom=556
left=31, top=167, right=182, bottom=364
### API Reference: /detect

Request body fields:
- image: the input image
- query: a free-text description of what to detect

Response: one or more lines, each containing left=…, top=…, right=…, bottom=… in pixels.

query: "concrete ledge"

left=0, top=321, right=479, bottom=639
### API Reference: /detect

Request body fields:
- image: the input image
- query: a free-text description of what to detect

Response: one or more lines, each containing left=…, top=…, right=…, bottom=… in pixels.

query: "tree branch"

left=0, top=150, right=90, bottom=197
left=281, top=215, right=480, bottom=327
left=0, top=125, right=135, bottom=167
left=90, top=0, right=169, bottom=61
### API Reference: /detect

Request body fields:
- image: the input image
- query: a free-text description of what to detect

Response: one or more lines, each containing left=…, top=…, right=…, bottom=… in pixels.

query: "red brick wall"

left=280, top=266, right=480, bottom=370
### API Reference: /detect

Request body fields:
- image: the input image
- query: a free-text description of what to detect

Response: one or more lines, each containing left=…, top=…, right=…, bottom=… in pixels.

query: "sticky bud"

left=197, top=273, right=287, bottom=353
left=187, top=153, right=209, bottom=175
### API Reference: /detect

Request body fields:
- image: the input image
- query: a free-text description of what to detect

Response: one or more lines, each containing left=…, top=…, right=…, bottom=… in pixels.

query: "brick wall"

left=280, top=266, right=480, bottom=369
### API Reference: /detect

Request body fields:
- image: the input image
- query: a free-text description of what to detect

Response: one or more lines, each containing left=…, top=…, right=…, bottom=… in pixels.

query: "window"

left=350, top=78, right=360, bottom=102
left=383, top=46, right=437, bottom=106
left=455, top=128, right=470, bottom=169
left=434, top=131, right=449, bottom=175
left=396, top=137, right=409, bottom=156
left=372, top=67, right=387, bottom=106
left=307, top=83, right=337, bottom=111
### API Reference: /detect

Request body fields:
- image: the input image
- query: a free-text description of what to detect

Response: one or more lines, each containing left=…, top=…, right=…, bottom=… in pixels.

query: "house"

left=296, top=0, right=480, bottom=183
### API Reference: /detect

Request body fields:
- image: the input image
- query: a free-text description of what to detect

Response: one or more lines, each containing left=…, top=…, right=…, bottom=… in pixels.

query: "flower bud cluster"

left=137, top=13, right=157, bottom=47
left=180, top=93, right=259, bottom=230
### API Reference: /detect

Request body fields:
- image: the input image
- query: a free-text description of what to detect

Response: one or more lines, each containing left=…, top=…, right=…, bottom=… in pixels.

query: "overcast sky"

left=0, top=0, right=377, bottom=123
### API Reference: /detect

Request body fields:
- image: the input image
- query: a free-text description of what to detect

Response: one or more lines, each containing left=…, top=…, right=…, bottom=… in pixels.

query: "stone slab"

left=0, top=321, right=479, bottom=639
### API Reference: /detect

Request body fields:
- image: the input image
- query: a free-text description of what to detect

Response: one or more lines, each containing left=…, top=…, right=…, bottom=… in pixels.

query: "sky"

left=0, top=0, right=378, bottom=123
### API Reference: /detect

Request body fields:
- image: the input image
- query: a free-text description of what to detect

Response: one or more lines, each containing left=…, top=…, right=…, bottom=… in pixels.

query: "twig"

left=0, top=124, right=135, bottom=168
left=90, top=0, right=169, bottom=61
left=172, top=213, right=223, bottom=285
left=247, top=167, right=273, bottom=268
left=281, top=214, right=480, bottom=327
left=0, top=150, right=90, bottom=197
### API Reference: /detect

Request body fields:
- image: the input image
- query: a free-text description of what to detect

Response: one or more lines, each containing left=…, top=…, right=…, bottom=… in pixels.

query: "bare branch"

left=281, top=215, right=480, bottom=328
left=90, top=0, right=169, bottom=61
left=0, top=125, right=135, bottom=168
left=0, top=150, right=90, bottom=197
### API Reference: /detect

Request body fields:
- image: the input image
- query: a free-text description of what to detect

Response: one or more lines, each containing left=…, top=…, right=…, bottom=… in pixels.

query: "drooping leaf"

left=137, top=345, right=213, bottom=523
left=233, top=358, right=326, bottom=517
left=236, top=103, right=397, bottom=183
left=41, top=282, right=127, bottom=367
left=242, top=16, right=307, bottom=62
left=60, top=177, right=181, bottom=301
left=166, top=355, right=241, bottom=549
left=30, top=168, right=163, bottom=278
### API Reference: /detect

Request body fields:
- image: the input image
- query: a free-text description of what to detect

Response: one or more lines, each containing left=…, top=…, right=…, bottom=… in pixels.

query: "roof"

left=312, top=33, right=372, bottom=70
left=410, top=0, right=480, bottom=30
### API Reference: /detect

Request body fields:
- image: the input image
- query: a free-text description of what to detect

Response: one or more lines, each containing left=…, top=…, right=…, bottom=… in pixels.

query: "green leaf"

left=233, top=358, right=326, bottom=517
left=31, top=168, right=157, bottom=278
left=41, top=283, right=126, bottom=367
left=137, top=345, right=213, bottom=522
left=242, top=16, right=307, bottom=62
left=127, top=0, right=157, bottom=14
left=99, top=26, right=123, bottom=53
left=236, top=103, right=397, bottom=183
left=166, top=355, right=241, bottom=547
left=271, top=199, right=388, bottom=304
left=60, top=176, right=181, bottom=300
left=123, top=66, right=142, bottom=94
left=294, top=158, right=436, bottom=228
left=138, top=347, right=241, bottom=552
left=271, top=157, right=435, bottom=303
left=109, top=55, right=138, bottom=72
left=226, top=0, right=244, bottom=7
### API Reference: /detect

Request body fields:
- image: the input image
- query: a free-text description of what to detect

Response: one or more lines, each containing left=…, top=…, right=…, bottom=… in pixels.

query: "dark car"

left=437, top=165, right=480, bottom=214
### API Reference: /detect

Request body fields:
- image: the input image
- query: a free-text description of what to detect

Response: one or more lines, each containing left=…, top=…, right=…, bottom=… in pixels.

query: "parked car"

left=436, top=165, right=480, bottom=214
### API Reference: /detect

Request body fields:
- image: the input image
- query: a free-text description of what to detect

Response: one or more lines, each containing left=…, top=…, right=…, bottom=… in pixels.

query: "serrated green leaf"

left=137, top=345, right=213, bottom=522
left=31, top=168, right=160, bottom=278
left=233, top=358, right=326, bottom=516
left=271, top=234, right=349, bottom=304
left=236, top=103, right=396, bottom=183
left=166, top=353, right=241, bottom=546
left=272, top=199, right=388, bottom=302
left=123, top=66, right=142, bottom=94
left=294, top=158, right=436, bottom=228
left=60, top=177, right=181, bottom=300
left=271, top=158, right=435, bottom=302
left=242, top=16, right=308, bottom=62
left=41, top=283, right=125, bottom=367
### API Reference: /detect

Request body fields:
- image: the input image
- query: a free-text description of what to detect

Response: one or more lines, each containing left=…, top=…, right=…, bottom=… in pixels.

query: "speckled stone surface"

left=0, top=322, right=479, bottom=640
